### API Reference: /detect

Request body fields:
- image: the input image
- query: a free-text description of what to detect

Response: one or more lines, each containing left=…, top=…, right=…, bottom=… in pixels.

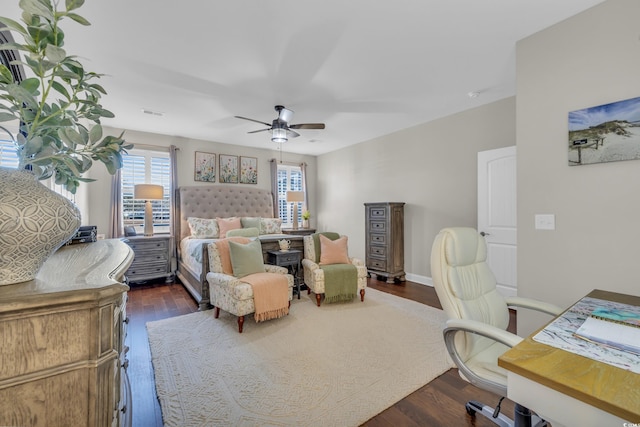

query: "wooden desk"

left=498, top=290, right=640, bottom=426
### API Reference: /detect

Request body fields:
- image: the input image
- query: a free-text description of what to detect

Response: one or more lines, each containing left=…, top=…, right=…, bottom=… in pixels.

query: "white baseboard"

left=405, top=273, right=433, bottom=287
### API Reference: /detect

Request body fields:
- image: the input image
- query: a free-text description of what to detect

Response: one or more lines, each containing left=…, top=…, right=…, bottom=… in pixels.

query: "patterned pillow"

left=259, top=217, right=282, bottom=235
left=187, top=217, right=219, bottom=238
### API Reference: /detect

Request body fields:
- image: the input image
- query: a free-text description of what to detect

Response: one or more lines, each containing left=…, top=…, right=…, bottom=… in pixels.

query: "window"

left=121, top=148, right=171, bottom=234
left=277, top=164, right=304, bottom=227
left=0, top=138, right=18, bottom=169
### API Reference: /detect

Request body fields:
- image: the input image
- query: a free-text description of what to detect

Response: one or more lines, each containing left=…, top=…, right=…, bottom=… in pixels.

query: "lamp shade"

left=286, top=191, right=305, bottom=203
left=134, top=184, right=164, bottom=200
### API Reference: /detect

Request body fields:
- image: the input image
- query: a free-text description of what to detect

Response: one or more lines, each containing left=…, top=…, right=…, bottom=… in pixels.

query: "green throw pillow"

left=226, top=227, right=260, bottom=238
left=241, top=217, right=261, bottom=229
left=229, top=239, right=265, bottom=278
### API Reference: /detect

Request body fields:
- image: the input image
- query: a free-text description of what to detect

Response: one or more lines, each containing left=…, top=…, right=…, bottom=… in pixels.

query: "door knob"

left=480, top=231, right=490, bottom=236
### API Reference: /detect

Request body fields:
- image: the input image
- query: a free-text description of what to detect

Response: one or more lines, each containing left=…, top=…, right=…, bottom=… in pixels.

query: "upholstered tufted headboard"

left=177, top=186, right=275, bottom=242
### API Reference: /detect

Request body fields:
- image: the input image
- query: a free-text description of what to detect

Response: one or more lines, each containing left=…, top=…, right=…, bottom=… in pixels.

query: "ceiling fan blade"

left=287, top=129, right=300, bottom=138
left=247, top=128, right=271, bottom=134
left=289, top=123, right=325, bottom=130
left=234, top=115, right=271, bottom=127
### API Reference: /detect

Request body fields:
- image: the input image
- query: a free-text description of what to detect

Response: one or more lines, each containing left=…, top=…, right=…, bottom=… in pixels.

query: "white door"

left=478, top=146, right=517, bottom=297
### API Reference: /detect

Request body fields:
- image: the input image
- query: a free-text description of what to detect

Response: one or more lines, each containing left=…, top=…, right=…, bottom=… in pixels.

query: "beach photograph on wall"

left=568, top=96, right=640, bottom=166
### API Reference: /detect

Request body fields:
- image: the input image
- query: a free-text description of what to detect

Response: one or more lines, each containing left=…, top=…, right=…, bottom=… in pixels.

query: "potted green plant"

left=302, top=210, right=310, bottom=228
left=0, top=0, right=132, bottom=285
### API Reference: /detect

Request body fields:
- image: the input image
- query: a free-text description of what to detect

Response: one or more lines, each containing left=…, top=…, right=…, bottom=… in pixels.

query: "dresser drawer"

left=131, top=250, right=169, bottom=263
left=368, top=206, right=387, bottom=219
left=126, top=239, right=169, bottom=252
left=369, top=233, right=387, bottom=245
left=369, top=221, right=386, bottom=233
left=368, top=245, right=386, bottom=257
left=367, top=258, right=387, bottom=271
left=127, top=263, right=169, bottom=278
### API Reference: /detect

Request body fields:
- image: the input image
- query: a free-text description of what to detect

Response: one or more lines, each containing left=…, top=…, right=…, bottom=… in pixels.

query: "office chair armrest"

left=504, top=296, right=563, bottom=317
left=444, top=319, right=523, bottom=348
left=443, top=319, right=521, bottom=396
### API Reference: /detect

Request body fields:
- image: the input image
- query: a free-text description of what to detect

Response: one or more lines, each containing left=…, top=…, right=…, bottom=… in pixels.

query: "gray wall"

left=317, top=97, right=515, bottom=283
left=517, top=0, right=640, bottom=335
left=85, top=127, right=317, bottom=236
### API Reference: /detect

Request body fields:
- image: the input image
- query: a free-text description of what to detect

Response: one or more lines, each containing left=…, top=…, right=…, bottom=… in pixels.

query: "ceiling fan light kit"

left=235, top=105, right=325, bottom=144
left=272, top=127, right=288, bottom=143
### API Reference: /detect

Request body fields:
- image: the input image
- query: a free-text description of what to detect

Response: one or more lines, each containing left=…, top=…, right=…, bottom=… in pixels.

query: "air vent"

left=142, top=109, right=164, bottom=117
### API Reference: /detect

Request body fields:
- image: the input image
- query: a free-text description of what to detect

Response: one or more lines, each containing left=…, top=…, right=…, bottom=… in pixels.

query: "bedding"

left=175, top=186, right=304, bottom=309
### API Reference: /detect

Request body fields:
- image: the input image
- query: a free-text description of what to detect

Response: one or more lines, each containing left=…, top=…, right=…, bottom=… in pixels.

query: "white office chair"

left=431, top=227, right=562, bottom=427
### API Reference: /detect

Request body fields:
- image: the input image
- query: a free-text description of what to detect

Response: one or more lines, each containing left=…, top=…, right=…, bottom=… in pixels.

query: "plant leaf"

left=65, top=12, right=90, bottom=26
left=88, top=124, right=102, bottom=144
left=18, top=0, right=55, bottom=21
left=65, top=0, right=86, bottom=12
left=45, top=44, right=66, bottom=63
left=0, top=112, right=17, bottom=122
left=19, top=77, right=40, bottom=94
left=51, top=80, right=70, bottom=100
left=0, top=17, right=28, bottom=35
left=0, top=65, right=13, bottom=84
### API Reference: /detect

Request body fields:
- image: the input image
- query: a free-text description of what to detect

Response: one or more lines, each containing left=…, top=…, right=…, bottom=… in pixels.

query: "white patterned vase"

left=0, top=167, right=81, bottom=285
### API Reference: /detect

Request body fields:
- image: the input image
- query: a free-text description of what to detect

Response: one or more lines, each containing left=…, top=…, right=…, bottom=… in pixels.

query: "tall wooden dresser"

left=365, top=202, right=405, bottom=283
left=0, top=239, right=134, bottom=427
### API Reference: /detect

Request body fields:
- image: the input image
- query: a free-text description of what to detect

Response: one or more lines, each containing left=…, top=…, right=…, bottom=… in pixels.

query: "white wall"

left=517, top=0, right=640, bottom=335
left=84, top=127, right=316, bottom=236
left=317, top=97, right=515, bottom=283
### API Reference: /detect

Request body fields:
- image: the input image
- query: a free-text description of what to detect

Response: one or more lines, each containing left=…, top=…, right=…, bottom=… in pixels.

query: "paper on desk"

left=574, top=316, right=640, bottom=355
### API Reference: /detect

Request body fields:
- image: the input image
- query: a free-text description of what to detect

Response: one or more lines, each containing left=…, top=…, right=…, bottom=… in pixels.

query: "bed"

left=176, top=186, right=304, bottom=309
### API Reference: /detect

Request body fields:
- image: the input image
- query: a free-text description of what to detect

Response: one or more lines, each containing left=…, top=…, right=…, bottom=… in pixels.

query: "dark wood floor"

left=126, top=278, right=518, bottom=427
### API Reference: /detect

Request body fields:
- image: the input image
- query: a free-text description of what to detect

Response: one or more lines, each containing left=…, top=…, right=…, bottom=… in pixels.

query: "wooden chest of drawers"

left=365, top=202, right=405, bottom=283
left=125, top=235, right=173, bottom=283
left=0, top=240, right=134, bottom=427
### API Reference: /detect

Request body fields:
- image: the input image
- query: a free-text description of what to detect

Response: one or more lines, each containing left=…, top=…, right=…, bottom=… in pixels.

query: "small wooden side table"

left=267, top=249, right=302, bottom=299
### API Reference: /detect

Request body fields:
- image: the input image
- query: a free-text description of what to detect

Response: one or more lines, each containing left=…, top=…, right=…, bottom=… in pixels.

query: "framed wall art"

left=568, top=95, right=640, bottom=166
left=219, top=154, right=239, bottom=183
left=194, top=151, right=216, bottom=182
left=240, top=156, right=258, bottom=184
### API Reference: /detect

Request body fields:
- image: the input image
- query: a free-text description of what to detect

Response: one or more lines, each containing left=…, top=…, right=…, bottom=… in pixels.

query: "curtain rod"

left=130, top=143, right=171, bottom=152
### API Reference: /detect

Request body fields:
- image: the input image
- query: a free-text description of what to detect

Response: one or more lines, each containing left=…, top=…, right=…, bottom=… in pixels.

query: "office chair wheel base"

left=465, top=401, right=483, bottom=416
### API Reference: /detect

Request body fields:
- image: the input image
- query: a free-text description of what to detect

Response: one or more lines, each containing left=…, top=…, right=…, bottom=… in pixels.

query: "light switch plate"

left=535, top=214, right=555, bottom=230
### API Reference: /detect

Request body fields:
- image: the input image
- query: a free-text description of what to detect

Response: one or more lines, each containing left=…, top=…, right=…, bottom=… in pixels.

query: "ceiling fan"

left=235, top=105, right=325, bottom=143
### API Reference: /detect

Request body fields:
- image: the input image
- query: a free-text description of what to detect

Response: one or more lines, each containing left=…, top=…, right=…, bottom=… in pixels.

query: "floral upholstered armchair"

left=205, top=238, right=293, bottom=333
left=302, top=233, right=367, bottom=307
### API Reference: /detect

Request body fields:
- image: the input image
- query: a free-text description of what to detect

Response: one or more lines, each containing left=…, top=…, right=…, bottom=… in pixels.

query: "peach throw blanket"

left=243, top=272, right=289, bottom=322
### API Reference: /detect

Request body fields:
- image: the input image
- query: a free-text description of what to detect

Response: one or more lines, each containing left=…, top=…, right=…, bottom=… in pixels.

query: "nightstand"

left=124, top=235, right=173, bottom=283
left=281, top=228, right=316, bottom=236
left=267, top=249, right=302, bottom=298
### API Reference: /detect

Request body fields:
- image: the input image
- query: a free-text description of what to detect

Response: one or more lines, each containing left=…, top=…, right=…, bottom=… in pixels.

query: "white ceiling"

left=5, top=0, right=605, bottom=155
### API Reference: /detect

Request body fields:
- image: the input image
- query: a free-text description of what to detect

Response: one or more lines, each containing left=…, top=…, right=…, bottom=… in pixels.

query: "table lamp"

left=134, top=184, right=164, bottom=236
left=286, top=191, right=305, bottom=230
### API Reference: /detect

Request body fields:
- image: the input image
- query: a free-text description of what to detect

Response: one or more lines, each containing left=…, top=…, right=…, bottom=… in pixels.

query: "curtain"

left=108, top=169, right=123, bottom=238
left=169, top=145, right=178, bottom=273
left=270, top=158, right=279, bottom=218
left=300, top=162, right=308, bottom=212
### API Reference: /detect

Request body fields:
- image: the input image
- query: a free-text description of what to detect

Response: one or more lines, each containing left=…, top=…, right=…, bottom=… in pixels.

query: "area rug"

left=147, top=288, right=454, bottom=427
